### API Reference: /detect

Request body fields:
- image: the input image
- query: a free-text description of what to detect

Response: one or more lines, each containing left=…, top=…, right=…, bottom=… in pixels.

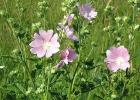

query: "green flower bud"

left=0, top=10, right=4, bottom=16
left=115, top=17, right=121, bottom=22
left=133, top=24, right=140, bottom=30
left=123, top=16, right=128, bottom=22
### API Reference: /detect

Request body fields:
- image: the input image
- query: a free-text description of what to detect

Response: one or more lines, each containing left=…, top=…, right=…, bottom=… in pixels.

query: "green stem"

left=106, top=0, right=112, bottom=7
left=44, top=16, right=46, bottom=29
left=0, top=55, right=19, bottom=60
left=15, top=0, right=22, bottom=21
left=68, top=62, right=80, bottom=100
left=85, top=46, right=94, bottom=61
left=2, top=0, right=8, bottom=13
left=46, top=65, right=51, bottom=99
left=6, top=20, right=36, bottom=89
left=87, top=92, right=91, bottom=100
left=129, top=5, right=135, bottom=72
left=68, top=14, right=82, bottom=100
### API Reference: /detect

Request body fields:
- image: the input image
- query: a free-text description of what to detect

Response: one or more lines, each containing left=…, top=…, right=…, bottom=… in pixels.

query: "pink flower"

left=64, top=26, right=78, bottom=41
left=29, top=30, right=60, bottom=58
left=105, top=46, right=130, bottom=72
left=56, top=48, right=77, bottom=68
left=77, top=3, right=97, bottom=21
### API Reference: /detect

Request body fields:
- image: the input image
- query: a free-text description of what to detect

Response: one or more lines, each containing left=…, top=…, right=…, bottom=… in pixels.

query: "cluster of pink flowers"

left=29, top=3, right=131, bottom=72
left=29, top=29, right=77, bottom=67
left=58, top=14, right=78, bottom=41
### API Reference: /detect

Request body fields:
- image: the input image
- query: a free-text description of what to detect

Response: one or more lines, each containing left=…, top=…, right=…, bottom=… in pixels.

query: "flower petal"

left=68, top=48, right=77, bottom=61
left=67, top=14, right=74, bottom=26
left=29, top=39, right=43, bottom=47
left=120, top=62, right=130, bottom=70
left=64, top=26, right=78, bottom=41
left=68, top=34, right=78, bottom=41
left=39, top=29, right=53, bottom=41
left=36, top=48, right=46, bottom=58
left=51, top=34, right=60, bottom=47
left=30, top=48, right=37, bottom=54
left=45, top=47, right=59, bottom=58
left=107, top=62, right=120, bottom=72
left=118, top=46, right=130, bottom=61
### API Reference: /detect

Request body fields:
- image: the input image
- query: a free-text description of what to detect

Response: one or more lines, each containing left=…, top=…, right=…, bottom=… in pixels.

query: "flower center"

left=115, top=57, right=124, bottom=65
left=43, top=42, right=51, bottom=50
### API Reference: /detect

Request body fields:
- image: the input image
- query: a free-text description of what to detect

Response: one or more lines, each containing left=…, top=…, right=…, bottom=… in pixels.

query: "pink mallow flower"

left=56, top=48, right=77, bottom=68
left=29, top=30, right=60, bottom=58
left=105, top=46, right=130, bottom=72
left=77, top=3, right=97, bottom=21
left=64, top=26, right=78, bottom=41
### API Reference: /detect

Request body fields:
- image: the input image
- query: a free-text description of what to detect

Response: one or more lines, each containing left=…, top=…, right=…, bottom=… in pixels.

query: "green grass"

left=0, top=0, right=140, bottom=100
